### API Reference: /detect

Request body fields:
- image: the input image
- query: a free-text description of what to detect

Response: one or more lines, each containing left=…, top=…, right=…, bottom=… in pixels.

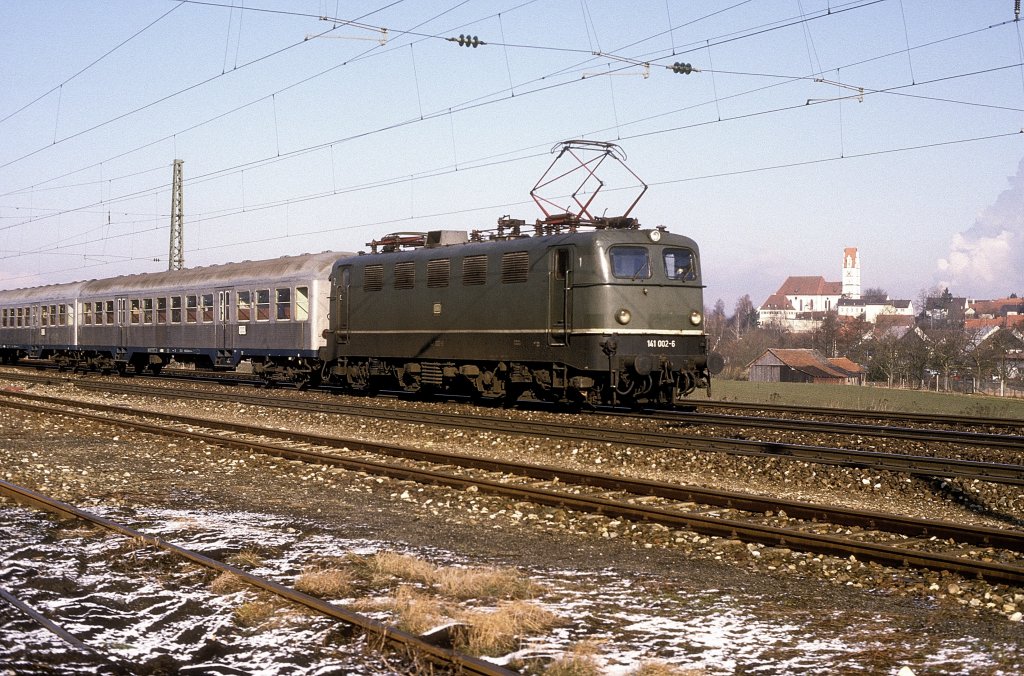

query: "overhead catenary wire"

left=4, top=0, right=1019, bottom=282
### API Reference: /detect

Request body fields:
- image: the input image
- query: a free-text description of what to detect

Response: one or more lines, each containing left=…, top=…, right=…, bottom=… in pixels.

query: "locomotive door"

left=334, top=267, right=350, bottom=344
left=217, top=289, right=232, bottom=351
left=548, top=247, right=573, bottom=346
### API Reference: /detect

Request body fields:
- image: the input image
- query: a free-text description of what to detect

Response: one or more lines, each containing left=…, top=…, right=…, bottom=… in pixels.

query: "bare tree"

left=861, top=287, right=889, bottom=302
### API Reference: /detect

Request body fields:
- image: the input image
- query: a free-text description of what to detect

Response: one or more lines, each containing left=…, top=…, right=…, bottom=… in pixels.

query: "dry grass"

left=294, top=566, right=353, bottom=598
left=352, top=586, right=448, bottom=635
left=346, top=550, right=541, bottom=600
left=456, top=600, right=561, bottom=655
left=226, top=548, right=264, bottom=568
left=233, top=600, right=276, bottom=627
left=209, top=571, right=248, bottom=595
left=629, top=661, right=706, bottom=675
left=436, top=566, right=540, bottom=600
left=540, top=641, right=603, bottom=675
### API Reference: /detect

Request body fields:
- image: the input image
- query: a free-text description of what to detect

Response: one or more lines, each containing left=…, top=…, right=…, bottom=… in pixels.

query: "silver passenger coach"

left=0, top=252, right=345, bottom=382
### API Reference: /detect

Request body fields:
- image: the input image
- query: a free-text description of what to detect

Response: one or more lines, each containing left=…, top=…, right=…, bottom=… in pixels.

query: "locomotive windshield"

left=664, top=248, right=698, bottom=281
left=609, top=246, right=651, bottom=279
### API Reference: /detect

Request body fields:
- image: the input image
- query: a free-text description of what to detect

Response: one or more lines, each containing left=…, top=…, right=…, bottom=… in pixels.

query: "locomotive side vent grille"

left=462, top=255, right=488, bottom=286
left=501, top=251, right=530, bottom=284
left=363, top=265, right=384, bottom=292
left=394, top=261, right=416, bottom=290
left=427, top=259, right=450, bottom=288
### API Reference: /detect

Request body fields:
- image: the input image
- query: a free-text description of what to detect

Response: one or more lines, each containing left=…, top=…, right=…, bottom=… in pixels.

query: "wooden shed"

left=747, top=348, right=861, bottom=384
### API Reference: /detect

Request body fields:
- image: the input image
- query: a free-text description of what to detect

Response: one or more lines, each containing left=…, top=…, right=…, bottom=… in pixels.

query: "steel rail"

left=53, top=382, right=1024, bottom=486
left=4, top=394, right=1024, bottom=585
left=0, top=584, right=114, bottom=661
left=5, top=390, right=1023, bottom=548
left=4, top=369, right=1022, bottom=447
left=646, top=410, right=1024, bottom=449
left=0, top=479, right=515, bottom=676
left=693, top=399, right=1024, bottom=431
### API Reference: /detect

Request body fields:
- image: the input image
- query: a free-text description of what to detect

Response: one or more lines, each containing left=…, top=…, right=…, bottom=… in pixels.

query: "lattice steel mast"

left=169, top=159, right=184, bottom=271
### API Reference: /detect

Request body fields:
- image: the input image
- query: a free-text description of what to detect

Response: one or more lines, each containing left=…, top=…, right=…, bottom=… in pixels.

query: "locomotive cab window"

left=610, top=246, right=651, bottom=279
left=664, top=248, right=698, bottom=281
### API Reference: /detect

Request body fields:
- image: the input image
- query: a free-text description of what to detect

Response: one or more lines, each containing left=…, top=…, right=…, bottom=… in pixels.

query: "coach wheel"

left=149, top=363, right=163, bottom=375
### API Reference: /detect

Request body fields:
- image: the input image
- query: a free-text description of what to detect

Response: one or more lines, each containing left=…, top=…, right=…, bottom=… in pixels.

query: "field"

left=697, top=380, right=1024, bottom=420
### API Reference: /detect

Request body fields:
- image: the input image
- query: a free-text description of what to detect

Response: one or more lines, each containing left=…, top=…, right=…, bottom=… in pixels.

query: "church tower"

left=842, top=247, right=860, bottom=298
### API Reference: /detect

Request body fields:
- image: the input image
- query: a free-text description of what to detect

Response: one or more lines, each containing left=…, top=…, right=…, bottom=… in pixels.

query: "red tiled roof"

left=965, top=318, right=1005, bottom=331
left=753, top=348, right=849, bottom=380
left=759, top=293, right=794, bottom=310
left=828, top=357, right=866, bottom=374
left=775, top=276, right=843, bottom=296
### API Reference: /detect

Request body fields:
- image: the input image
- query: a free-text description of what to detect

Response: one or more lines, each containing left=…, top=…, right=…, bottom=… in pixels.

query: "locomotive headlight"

left=648, top=229, right=662, bottom=242
left=615, top=308, right=632, bottom=325
left=690, top=310, right=703, bottom=326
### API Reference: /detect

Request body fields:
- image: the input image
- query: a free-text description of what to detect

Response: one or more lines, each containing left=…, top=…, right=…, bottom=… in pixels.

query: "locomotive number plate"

left=647, top=339, right=676, bottom=348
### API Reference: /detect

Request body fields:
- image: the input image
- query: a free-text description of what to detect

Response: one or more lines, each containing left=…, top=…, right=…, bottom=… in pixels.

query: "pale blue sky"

left=1, top=0, right=1022, bottom=311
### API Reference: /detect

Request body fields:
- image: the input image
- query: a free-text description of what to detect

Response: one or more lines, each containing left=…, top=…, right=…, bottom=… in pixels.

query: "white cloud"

left=936, top=157, right=1024, bottom=298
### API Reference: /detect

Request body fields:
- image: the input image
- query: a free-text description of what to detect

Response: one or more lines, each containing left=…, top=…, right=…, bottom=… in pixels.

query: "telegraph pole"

left=169, top=159, right=184, bottom=271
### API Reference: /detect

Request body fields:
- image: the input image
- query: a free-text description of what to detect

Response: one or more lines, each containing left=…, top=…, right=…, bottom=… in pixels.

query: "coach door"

left=548, top=247, right=573, bottom=346
left=217, top=289, right=232, bottom=351
left=116, top=297, right=128, bottom=350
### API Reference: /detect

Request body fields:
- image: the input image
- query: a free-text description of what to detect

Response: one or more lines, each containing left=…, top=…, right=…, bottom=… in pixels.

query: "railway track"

left=13, top=377, right=1024, bottom=485
left=3, top=390, right=1023, bottom=586
left=694, top=399, right=1024, bottom=432
left=0, top=479, right=515, bottom=675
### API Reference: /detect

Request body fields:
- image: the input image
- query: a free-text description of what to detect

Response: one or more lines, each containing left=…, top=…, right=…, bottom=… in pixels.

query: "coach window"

left=1, top=309, right=6, bottom=327
left=256, top=290, right=271, bottom=321
left=237, top=291, right=252, bottom=322
left=130, top=300, right=141, bottom=324
left=295, top=287, right=309, bottom=321
left=276, top=288, right=292, bottom=320
left=664, top=248, right=697, bottom=281
left=42, top=305, right=50, bottom=326
left=462, top=255, right=487, bottom=286
left=81, top=303, right=91, bottom=325
left=105, top=301, right=115, bottom=325
left=186, top=295, right=198, bottom=323
left=156, top=298, right=167, bottom=324
left=201, top=294, right=214, bottom=323
left=171, top=296, right=182, bottom=324
left=61, top=304, right=70, bottom=325
left=609, top=246, right=651, bottom=280
left=143, top=298, right=154, bottom=324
